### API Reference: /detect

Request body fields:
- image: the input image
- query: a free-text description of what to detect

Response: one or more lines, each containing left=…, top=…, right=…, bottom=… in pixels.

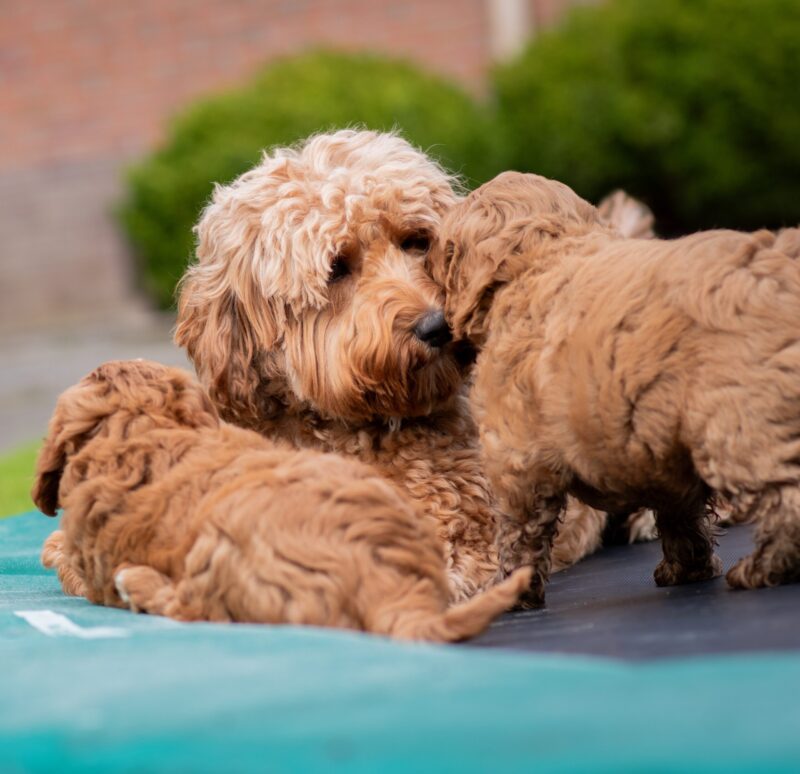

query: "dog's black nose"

left=414, top=310, right=452, bottom=348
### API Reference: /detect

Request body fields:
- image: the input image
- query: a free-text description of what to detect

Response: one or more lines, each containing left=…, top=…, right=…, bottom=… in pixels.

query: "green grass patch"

left=0, top=442, right=40, bottom=518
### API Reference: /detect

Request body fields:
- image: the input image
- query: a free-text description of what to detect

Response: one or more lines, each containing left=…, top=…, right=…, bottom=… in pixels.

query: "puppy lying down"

left=431, top=171, right=800, bottom=607
left=32, top=360, right=529, bottom=641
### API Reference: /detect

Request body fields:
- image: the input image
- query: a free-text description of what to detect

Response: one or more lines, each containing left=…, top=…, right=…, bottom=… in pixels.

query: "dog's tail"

left=389, top=567, right=532, bottom=643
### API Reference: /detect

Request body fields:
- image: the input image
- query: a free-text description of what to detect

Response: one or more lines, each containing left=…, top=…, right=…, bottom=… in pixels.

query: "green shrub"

left=495, top=0, right=800, bottom=234
left=120, top=51, right=500, bottom=307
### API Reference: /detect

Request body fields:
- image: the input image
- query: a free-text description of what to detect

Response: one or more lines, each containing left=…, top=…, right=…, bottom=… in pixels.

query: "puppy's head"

left=429, top=171, right=600, bottom=348
left=176, top=129, right=470, bottom=426
left=32, top=360, right=218, bottom=515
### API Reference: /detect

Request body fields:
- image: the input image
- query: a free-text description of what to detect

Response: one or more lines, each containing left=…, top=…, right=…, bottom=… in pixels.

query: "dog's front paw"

left=512, top=592, right=545, bottom=611
left=114, top=568, right=134, bottom=607
left=114, top=564, right=178, bottom=616
left=654, top=555, right=723, bottom=586
left=510, top=571, right=547, bottom=610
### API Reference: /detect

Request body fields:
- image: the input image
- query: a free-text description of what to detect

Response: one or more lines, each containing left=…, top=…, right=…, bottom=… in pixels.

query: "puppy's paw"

left=711, top=495, right=740, bottom=526
left=510, top=572, right=547, bottom=610
left=512, top=593, right=545, bottom=611
left=626, top=509, right=658, bottom=543
left=654, top=555, right=723, bottom=586
left=114, top=568, right=134, bottom=606
left=41, top=531, right=87, bottom=597
left=726, top=555, right=795, bottom=589
left=58, top=565, right=88, bottom=597
left=41, top=530, right=65, bottom=569
left=114, top=565, right=175, bottom=614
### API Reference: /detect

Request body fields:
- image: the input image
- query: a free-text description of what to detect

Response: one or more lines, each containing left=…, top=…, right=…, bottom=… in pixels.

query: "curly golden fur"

left=174, top=129, right=623, bottom=602
left=432, top=171, right=800, bottom=606
left=32, top=360, right=530, bottom=641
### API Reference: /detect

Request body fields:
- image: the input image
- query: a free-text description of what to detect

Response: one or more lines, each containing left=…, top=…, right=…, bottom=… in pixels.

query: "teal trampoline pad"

left=1, top=511, right=799, bottom=773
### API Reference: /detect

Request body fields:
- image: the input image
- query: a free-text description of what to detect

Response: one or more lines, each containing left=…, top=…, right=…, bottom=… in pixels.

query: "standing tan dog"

left=33, top=360, right=529, bottom=640
left=431, top=171, right=800, bottom=606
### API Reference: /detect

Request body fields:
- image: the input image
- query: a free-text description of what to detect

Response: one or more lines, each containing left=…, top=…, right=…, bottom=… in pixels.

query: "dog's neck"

left=510, top=223, right=617, bottom=277
left=234, top=390, right=475, bottom=458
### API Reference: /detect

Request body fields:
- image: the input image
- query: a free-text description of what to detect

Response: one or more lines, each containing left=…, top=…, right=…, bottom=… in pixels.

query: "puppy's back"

left=117, top=446, right=526, bottom=640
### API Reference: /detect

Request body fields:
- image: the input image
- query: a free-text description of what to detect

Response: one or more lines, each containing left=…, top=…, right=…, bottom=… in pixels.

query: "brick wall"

left=1, top=0, right=492, bottom=171
left=0, top=0, right=589, bottom=330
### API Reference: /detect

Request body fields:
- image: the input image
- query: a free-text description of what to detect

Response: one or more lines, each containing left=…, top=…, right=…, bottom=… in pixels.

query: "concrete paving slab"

left=0, top=309, right=188, bottom=455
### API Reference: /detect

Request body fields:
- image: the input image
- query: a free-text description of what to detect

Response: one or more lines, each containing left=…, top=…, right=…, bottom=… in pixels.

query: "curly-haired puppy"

left=32, top=359, right=529, bottom=641
left=174, top=129, right=618, bottom=601
left=431, top=171, right=800, bottom=606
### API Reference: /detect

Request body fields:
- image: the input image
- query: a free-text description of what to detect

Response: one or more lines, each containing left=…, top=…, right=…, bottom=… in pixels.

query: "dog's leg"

left=41, top=530, right=88, bottom=597
left=727, top=485, right=800, bottom=588
left=653, top=486, right=722, bottom=586
left=494, top=480, right=566, bottom=608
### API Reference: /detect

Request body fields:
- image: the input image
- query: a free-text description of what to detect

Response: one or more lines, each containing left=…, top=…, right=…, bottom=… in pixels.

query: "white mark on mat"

left=14, top=610, right=129, bottom=639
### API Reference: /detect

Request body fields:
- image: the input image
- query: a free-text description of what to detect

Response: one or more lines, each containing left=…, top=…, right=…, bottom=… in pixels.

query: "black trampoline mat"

left=465, top=525, right=800, bottom=660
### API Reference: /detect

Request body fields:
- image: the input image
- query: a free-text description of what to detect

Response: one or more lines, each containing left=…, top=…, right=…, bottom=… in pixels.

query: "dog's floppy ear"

left=31, top=420, right=67, bottom=517
left=443, top=236, right=507, bottom=346
left=30, top=378, right=101, bottom=516
left=439, top=191, right=527, bottom=344
left=441, top=172, right=604, bottom=344
left=175, top=252, right=287, bottom=428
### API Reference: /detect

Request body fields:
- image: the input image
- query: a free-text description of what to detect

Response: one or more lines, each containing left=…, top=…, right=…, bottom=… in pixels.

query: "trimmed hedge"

left=494, top=0, right=800, bottom=234
left=120, top=51, right=500, bottom=307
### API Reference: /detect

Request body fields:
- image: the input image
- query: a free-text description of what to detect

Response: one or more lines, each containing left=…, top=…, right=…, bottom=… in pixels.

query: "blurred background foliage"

left=121, top=0, right=800, bottom=307
left=495, top=0, right=800, bottom=236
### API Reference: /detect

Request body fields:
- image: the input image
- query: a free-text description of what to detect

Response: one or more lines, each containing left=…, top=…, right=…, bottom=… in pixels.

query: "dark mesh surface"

left=465, top=525, right=800, bottom=660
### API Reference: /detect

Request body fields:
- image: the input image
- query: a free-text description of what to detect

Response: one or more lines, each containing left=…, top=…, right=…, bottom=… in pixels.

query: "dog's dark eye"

left=400, top=232, right=431, bottom=254
left=328, top=255, right=351, bottom=284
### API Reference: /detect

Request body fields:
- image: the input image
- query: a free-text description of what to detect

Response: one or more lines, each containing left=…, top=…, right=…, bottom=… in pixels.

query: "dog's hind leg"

left=727, top=485, right=800, bottom=588
left=653, top=483, right=722, bottom=586
left=41, top=530, right=87, bottom=597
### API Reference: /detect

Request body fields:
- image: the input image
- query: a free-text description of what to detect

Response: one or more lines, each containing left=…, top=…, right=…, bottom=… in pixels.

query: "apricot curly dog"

left=431, top=171, right=800, bottom=607
left=33, top=360, right=529, bottom=641
left=174, top=129, right=659, bottom=601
